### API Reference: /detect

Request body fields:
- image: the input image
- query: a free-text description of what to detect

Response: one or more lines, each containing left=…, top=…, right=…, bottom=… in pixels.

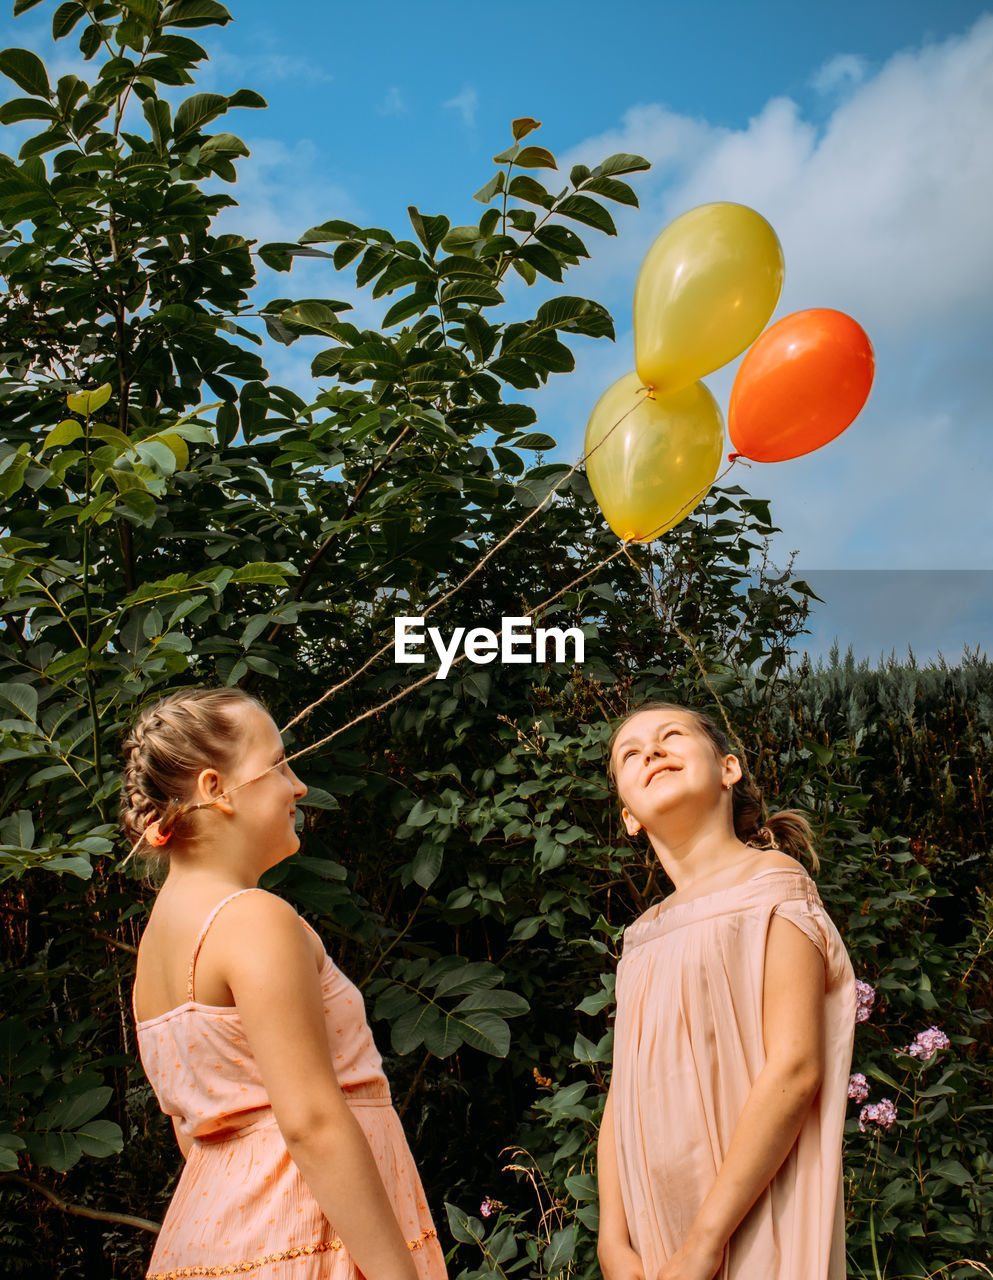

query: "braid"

left=119, top=687, right=265, bottom=874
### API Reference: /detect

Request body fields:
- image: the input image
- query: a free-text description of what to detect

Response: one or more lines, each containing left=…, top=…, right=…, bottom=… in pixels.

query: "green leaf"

left=407, top=206, right=449, bottom=257
left=515, top=433, right=557, bottom=450
left=229, top=561, right=296, bottom=585
left=0, top=683, right=38, bottom=723
left=445, top=1203, right=485, bottom=1246
left=456, top=1008, right=510, bottom=1056
left=554, top=194, right=617, bottom=235
left=512, top=146, right=557, bottom=170
left=121, top=0, right=159, bottom=23
left=226, top=87, right=266, bottom=108
left=440, top=279, right=504, bottom=307
left=299, top=219, right=359, bottom=244
left=543, top=1226, right=576, bottom=1279
left=531, top=296, right=614, bottom=340
left=173, top=91, right=228, bottom=139
left=52, top=3, right=86, bottom=38
left=411, top=844, right=443, bottom=889
left=511, top=258, right=536, bottom=285
left=473, top=171, right=505, bottom=204
left=382, top=287, right=435, bottom=329
left=507, top=174, right=555, bottom=209
left=74, top=1119, right=124, bottom=1159
left=42, top=419, right=84, bottom=451
left=371, top=256, right=434, bottom=300
left=66, top=383, right=111, bottom=414
left=161, top=0, right=233, bottom=28
left=47, top=1085, right=112, bottom=1131
left=0, top=98, right=59, bottom=125
left=598, top=151, right=651, bottom=176
left=0, top=49, right=52, bottom=98
left=26, top=1131, right=81, bottom=1173
left=583, top=176, right=639, bottom=207
left=535, top=224, right=590, bottom=258
left=258, top=242, right=332, bottom=271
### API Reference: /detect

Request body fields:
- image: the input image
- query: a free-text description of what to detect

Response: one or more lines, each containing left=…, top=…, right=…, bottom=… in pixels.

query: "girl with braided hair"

left=595, top=702, right=855, bottom=1280
left=123, top=687, right=446, bottom=1280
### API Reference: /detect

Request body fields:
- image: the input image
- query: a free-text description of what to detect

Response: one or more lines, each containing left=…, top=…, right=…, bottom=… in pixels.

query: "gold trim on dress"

left=147, top=1228, right=438, bottom=1278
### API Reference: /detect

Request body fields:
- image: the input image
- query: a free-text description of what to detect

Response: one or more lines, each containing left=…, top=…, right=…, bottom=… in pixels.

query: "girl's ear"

left=196, top=767, right=234, bottom=815
left=621, top=806, right=643, bottom=837
left=723, top=754, right=743, bottom=790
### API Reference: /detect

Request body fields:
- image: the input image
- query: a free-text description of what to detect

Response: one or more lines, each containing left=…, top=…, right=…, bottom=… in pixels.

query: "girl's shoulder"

left=745, top=850, right=812, bottom=878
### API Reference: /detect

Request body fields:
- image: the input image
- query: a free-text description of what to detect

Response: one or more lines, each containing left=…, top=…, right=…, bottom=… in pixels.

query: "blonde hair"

left=606, top=700, right=820, bottom=871
left=119, top=687, right=265, bottom=874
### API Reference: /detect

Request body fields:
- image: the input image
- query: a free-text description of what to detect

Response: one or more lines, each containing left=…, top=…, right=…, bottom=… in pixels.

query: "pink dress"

left=612, top=867, right=855, bottom=1280
left=134, top=889, right=447, bottom=1280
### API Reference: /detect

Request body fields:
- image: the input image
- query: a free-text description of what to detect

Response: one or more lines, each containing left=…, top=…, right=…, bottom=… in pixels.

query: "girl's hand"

left=597, top=1238, right=646, bottom=1280
left=657, top=1237, right=724, bottom=1280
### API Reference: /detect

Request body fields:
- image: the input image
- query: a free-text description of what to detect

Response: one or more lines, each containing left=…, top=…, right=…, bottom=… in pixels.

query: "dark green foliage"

left=785, top=649, right=993, bottom=907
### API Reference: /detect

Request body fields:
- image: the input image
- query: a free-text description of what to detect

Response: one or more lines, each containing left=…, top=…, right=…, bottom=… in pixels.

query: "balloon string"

left=281, top=387, right=652, bottom=733
left=277, top=454, right=740, bottom=771
left=118, top=422, right=742, bottom=868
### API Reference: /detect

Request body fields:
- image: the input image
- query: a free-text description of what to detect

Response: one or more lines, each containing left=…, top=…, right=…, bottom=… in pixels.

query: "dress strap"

left=187, top=888, right=266, bottom=1003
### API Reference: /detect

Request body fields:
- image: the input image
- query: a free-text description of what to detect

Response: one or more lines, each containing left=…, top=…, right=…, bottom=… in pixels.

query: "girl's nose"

left=291, top=771, right=307, bottom=799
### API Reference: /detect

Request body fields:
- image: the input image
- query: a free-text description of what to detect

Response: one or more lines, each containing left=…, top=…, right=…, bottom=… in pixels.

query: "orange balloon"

left=728, top=309, right=874, bottom=462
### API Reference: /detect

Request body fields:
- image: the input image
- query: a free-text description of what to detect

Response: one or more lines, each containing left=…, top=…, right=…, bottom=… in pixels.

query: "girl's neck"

left=159, top=851, right=259, bottom=895
left=646, top=811, right=752, bottom=895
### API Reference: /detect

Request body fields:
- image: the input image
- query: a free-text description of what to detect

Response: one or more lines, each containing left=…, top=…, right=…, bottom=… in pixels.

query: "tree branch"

left=0, top=1174, right=160, bottom=1234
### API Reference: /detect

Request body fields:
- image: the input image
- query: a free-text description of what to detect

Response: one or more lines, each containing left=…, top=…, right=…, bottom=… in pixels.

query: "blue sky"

left=3, top=1, right=992, bottom=663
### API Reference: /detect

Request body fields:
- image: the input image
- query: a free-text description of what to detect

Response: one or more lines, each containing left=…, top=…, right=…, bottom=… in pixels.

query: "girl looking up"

left=596, top=702, right=855, bottom=1280
left=123, top=687, right=447, bottom=1280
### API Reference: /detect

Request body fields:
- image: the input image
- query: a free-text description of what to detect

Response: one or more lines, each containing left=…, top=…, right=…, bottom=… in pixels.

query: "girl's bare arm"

left=215, top=892, right=422, bottom=1280
left=660, top=914, right=827, bottom=1280
left=597, top=1085, right=646, bottom=1280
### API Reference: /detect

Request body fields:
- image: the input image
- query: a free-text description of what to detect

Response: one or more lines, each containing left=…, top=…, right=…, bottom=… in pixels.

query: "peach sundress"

left=612, top=867, right=856, bottom=1280
left=134, top=889, right=447, bottom=1280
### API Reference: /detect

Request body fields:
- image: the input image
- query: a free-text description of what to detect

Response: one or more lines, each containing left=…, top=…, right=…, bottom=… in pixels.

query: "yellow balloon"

left=585, top=371, right=724, bottom=542
left=633, top=203, right=784, bottom=393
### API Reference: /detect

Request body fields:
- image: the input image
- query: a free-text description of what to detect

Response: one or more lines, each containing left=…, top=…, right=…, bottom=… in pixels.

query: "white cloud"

left=211, top=136, right=360, bottom=248
left=810, top=53, right=868, bottom=95
left=444, top=86, right=478, bottom=130
left=195, top=47, right=333, bottom=89
left=380, top=86, right=406, bottom=117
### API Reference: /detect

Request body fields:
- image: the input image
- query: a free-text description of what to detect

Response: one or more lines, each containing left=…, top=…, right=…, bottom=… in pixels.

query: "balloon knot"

left=727, top=452, right=743, bottom=463
left=644, top=386, right=656, bottom=401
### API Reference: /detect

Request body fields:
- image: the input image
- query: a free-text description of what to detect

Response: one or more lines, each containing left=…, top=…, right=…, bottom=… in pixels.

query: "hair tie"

left=144, top=820, right=171, bottom=848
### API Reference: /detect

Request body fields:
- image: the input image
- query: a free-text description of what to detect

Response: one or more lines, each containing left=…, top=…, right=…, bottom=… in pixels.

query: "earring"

left=723, top=782, right=732, bottom=791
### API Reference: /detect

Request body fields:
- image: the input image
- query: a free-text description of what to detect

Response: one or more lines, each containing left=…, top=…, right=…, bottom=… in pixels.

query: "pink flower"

left=847, top=1073, right=870, bottom=1103
left=479, top=1196, right=504, bottom=1218
left=855, top=980, right=876, bottom=1024
left=859, top=1098, right=897, bottom=1133
left=906, top=1026, right=951, bottom=1060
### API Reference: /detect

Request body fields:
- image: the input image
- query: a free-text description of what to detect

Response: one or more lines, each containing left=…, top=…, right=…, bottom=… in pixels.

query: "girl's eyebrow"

left=615, top=722, right=681, bottom=753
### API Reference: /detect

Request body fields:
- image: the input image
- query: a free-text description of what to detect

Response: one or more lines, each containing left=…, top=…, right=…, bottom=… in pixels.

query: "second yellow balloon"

left=584, top=371, right=724, bottom=542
